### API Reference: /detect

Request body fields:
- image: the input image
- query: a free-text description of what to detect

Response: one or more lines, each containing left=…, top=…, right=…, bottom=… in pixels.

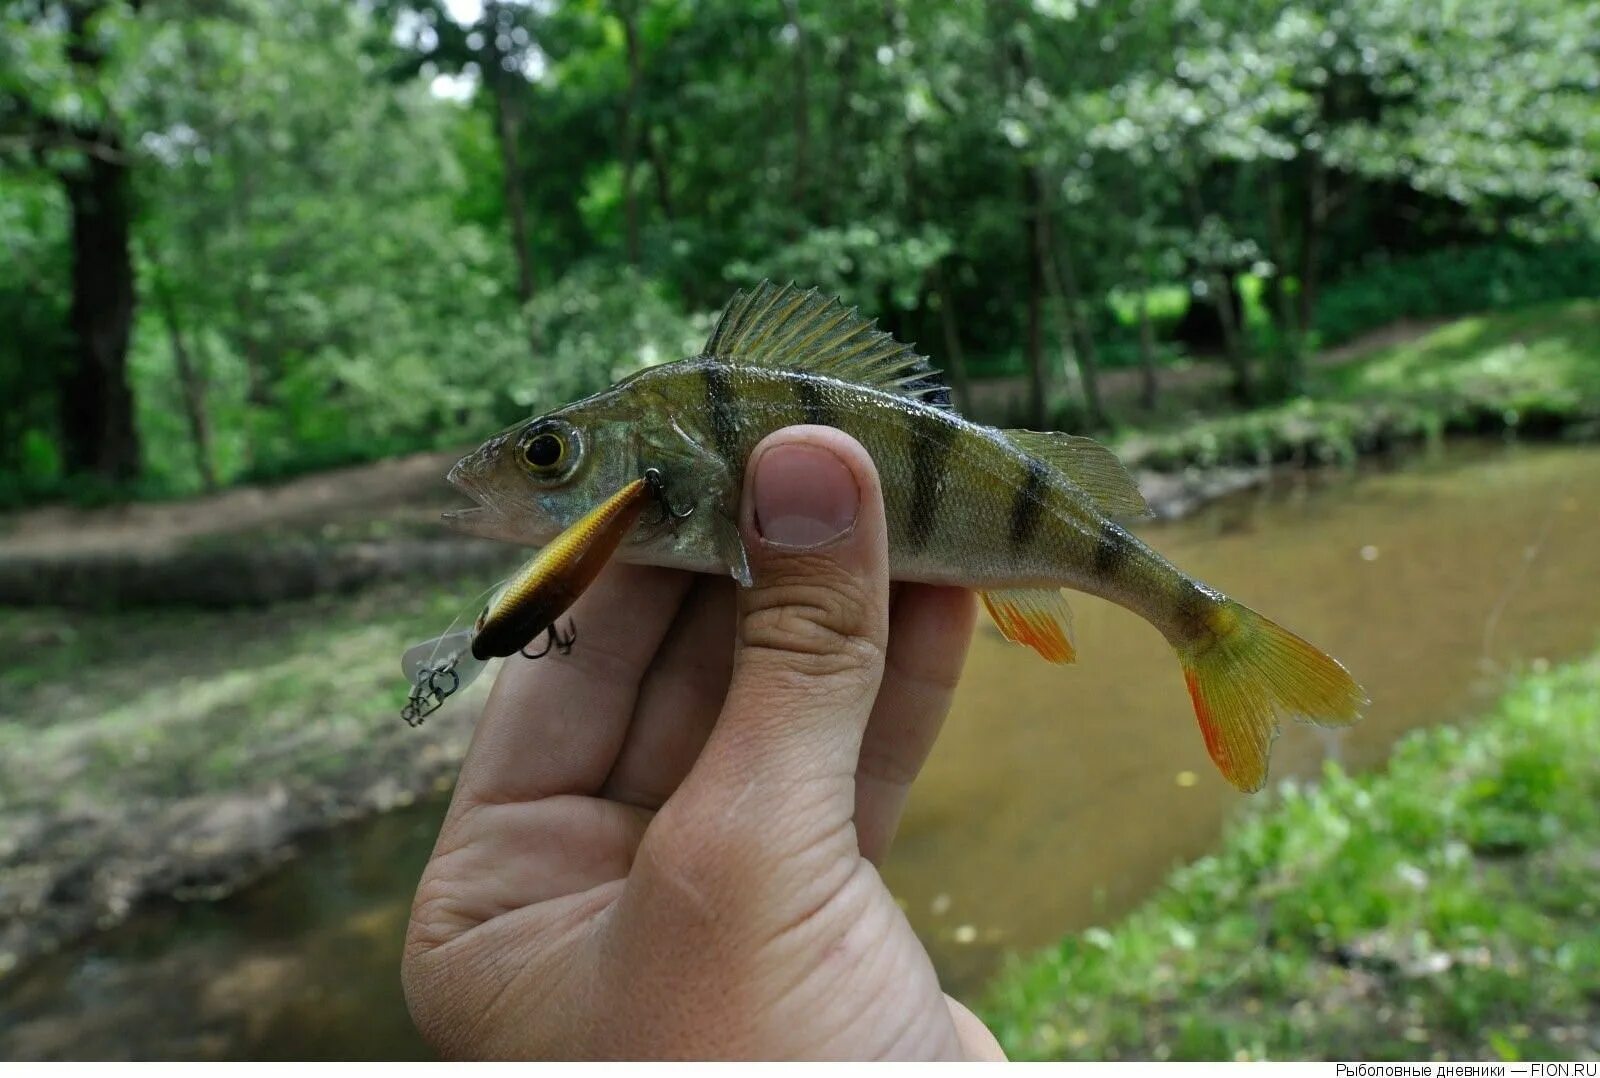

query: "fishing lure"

left=400, top=473, right=657, bottom=725
left=435, top=281, right=1367, bottom=790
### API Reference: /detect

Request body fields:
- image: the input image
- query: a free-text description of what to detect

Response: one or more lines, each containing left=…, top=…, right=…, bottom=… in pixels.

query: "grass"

left=1118, top=299, right=1600, bottom=471
left=983, top=649, right=1600, bottom=1061
left=0, top=583, right=482, bottom=808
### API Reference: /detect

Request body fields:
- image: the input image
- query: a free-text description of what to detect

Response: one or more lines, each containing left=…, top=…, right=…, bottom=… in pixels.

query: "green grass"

left=983, top=649, right=1600, bottom=1061
left=0, top=580, right=481, bottom=815
left=1119, top=299, right=1600, bottom=471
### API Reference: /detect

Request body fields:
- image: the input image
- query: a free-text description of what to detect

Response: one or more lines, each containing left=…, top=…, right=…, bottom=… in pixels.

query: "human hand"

left=401, top=426, right=1001, bottom=1060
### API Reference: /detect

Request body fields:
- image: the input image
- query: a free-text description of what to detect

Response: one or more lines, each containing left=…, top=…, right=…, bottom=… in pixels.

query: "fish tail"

left=1175, top=597, right=1365, bottom=792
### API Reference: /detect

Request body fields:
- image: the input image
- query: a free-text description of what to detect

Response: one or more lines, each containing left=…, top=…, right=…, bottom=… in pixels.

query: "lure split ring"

left=403, top=655, right=463, bottom=727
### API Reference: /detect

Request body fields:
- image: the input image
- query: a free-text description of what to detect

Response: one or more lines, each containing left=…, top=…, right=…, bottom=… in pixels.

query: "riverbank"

left=984, top=648, right=1600, bottom=1061
left=0, top=582, right=493, bottom=976
left=1115, top=300, right=1600, bottom=471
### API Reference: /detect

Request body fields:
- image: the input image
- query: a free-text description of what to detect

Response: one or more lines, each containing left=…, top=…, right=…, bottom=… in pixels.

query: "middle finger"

left=600, top=573, right=738, bottom=809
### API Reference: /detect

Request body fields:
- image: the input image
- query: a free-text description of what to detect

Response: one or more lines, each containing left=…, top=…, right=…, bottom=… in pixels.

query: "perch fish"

left=440, top=281, right=1366, bottom=790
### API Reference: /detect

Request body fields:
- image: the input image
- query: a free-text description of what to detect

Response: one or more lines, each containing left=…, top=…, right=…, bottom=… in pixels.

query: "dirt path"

left=0, top=319, right=1441, bottom=567
left=0, top=448, right=466, bottom=560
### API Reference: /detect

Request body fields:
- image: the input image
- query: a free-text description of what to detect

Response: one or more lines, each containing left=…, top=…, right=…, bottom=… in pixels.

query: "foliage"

left=1120, top=301, right=1600, bottom=472
left=2, top=0, right=1597, bottom=498
left=519, top=261, right=710, bottom=413
left=1316, top=244, right=1600, bottom=347
left=984, top=649, right=1600, bottom=1061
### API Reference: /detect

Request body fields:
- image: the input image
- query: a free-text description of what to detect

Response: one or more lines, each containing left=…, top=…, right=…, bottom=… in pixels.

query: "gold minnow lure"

left=400, top=475, right=654, bottom=724
left=442, top=282, right=1367, bottom=790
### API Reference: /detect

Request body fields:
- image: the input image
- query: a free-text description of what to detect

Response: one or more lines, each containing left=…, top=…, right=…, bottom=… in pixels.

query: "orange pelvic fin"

left=980, top=587, right=1076, bottom=664
left=1177, top=599, right=1366, bottom=792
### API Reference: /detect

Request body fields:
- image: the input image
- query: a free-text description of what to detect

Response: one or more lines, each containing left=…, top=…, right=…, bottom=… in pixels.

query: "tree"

left=384, top=0, right=543, bottom=311
left=2, top=0, right=144, bottom=481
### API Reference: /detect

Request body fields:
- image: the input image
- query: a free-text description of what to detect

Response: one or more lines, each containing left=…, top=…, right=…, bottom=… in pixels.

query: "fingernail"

left=753, top=443, right=860, bottom=549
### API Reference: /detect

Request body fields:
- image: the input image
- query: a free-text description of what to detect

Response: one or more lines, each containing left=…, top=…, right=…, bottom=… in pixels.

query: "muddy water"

left=5, top=443, right=1600, bottom=1060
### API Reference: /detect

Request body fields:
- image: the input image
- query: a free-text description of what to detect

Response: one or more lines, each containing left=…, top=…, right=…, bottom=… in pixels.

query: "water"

left=5, top=442, right=1600, bottom=1059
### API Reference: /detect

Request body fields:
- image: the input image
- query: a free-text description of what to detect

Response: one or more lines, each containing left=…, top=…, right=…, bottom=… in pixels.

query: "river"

left=4, top=441, right=1599, bottom=1059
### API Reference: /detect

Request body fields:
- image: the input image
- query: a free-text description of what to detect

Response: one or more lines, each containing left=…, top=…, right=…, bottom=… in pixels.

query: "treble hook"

left=403, top=654, right=462, bottom=727
left=643, top=467, right=694, bottom=526
left=521, top=619, right=577, bottom=660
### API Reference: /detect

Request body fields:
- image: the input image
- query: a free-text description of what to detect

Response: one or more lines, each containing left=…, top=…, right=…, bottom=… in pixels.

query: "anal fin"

left=980, top=587, right=1076, bottom=663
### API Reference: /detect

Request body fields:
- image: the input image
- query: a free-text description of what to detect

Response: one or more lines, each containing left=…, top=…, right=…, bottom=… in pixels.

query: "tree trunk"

left=785, top=0, right=810, bottom=218
left=1023, top=170, right=1048, bottom=430
left=1211, top=272, right=1252, bottom=404
left=1183, top=181, right=1254, bottom=405
left=1043, top=216, right=1105, bottom=428
left=150, top=256, right=217, bottom=491
left=998, top=2, right=1048, bottom=429
left=1297, top=150, right=1326, bottom=341
left=618, top=0, right=643, bottom=265
left=484, top=4, right=536, bottom=309
left=643, top=123, right=674, bottom=221
left=932, top=263, right=972, bottom=414
left=1267, top=169, right=1305, bottom=396
left=57, top=2, right=140, bottom=482
left=60, top=146, right=141, bottom=481
left=1135, top=259, right=1160, bottom=411
left=819, top=38, right=856, bottom=229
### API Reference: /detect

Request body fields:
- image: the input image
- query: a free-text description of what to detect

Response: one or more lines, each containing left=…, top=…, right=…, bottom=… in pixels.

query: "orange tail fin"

left=1177, top=600, right=1365, bottom=792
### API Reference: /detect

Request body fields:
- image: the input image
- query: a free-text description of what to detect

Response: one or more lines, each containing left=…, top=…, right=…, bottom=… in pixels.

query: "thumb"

left=687, top=426, right=890, bottom=839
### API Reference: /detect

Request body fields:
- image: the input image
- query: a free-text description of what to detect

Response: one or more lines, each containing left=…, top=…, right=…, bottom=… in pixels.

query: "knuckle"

left=640, top=788, right=858, bottom=925
left=635, top=800, right=737, bottom=915
left=739, top=564, right=885, bottom=677
left=855, top=740, right=924, bottom=788
left=405, top=872, right=475, bottom=958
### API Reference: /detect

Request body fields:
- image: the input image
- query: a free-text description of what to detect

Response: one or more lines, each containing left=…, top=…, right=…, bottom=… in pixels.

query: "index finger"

left=446, top=561, right=693, bottom=816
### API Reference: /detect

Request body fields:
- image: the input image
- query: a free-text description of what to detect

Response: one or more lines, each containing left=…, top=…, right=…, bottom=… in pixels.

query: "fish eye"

left=518, top=422, right=577, bottom=479
left=526, top=434, right=562, bottom=468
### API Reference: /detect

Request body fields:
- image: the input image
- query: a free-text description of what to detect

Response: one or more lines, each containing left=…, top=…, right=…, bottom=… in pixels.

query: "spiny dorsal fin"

left=704, top=280, right=952, bottom=410
left=1005, top=429, right=1151, bottom=519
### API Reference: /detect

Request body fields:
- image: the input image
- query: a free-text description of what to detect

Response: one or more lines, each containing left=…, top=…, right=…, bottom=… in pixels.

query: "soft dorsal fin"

left=1005, top=429, right=1151, bottom=519
left=704, top=280, right=952, bottom=410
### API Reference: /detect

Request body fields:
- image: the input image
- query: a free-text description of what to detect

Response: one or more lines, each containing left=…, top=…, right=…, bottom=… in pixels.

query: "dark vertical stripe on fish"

left=703, top=363, right=741, bottom=462
left=1009, top=456, right=1050, bottom=547
left=908, top=419, right=958, bottom=550
left=793, top=376, right=835, bottom=428
left=1094, top=519, right=1134, bottom=579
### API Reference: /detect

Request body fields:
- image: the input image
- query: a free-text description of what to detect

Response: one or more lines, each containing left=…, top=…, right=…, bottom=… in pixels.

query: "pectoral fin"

left=713, top=508, right=754, bottom=586
left=980, top=587, right=1077, bottom=663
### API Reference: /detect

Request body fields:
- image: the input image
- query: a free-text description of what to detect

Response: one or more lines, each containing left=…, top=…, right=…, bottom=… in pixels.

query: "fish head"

left=443, top=389, right=645, bottom=547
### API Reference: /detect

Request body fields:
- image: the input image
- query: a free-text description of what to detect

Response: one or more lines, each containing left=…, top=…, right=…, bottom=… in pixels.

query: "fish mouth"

left=441, top=451, right=501, bottom=535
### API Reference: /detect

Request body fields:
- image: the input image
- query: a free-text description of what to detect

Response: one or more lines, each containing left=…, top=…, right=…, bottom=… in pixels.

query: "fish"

left=443, top=281, right=1366, bottom=790
left=400, top=475, right=655, bottom=724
